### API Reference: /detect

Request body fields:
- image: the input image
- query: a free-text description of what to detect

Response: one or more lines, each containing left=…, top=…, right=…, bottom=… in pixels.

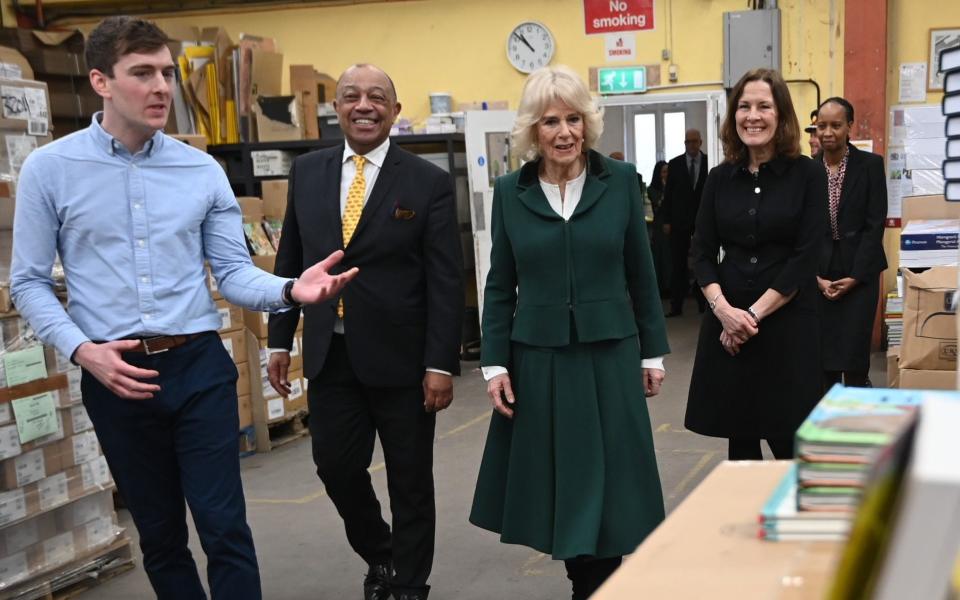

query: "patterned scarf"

left=824, top=149, right=849, bottom=241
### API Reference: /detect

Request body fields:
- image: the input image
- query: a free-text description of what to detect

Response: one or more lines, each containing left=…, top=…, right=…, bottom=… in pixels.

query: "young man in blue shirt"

left=10, top=16, right=356, bottom=599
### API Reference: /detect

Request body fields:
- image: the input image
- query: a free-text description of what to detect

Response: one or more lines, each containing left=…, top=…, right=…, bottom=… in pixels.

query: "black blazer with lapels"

left=817, top=143, right=888, bottom=282
left=268, top=142, right=464, bottom=386
left=661, top=151, right=708, bottom=232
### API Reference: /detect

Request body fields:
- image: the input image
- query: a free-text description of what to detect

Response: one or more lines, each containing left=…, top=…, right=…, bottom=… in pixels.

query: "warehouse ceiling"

left=13, top=0, right=410, bottom=27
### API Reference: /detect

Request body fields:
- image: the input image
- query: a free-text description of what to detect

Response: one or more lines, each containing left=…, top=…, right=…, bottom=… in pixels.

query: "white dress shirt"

left=481, top=166, right=665, bottom=381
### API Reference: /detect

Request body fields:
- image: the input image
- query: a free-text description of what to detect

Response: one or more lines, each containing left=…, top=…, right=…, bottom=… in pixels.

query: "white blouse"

left=481, top=166, right=665, bottom=381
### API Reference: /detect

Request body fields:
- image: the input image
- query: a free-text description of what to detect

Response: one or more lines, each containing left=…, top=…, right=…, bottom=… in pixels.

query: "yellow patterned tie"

left=338, top=155, right=366, bottom=318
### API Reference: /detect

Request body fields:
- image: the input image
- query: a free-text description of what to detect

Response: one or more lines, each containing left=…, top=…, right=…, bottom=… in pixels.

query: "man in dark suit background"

left=662, top=128, right=708, bottom=316
left=267, top=64, right=464, bottom=600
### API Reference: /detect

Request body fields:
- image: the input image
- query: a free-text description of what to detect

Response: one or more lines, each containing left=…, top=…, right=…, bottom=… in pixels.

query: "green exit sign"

left=597, top=66, right=647, bottom=95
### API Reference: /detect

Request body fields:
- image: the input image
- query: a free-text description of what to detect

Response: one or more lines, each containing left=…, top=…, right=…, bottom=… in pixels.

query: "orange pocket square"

left=393, top=205, right=416, bottom=220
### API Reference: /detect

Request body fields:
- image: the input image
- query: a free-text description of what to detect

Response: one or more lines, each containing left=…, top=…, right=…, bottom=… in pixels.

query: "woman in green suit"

left=469, top=66, right=670, bottom=600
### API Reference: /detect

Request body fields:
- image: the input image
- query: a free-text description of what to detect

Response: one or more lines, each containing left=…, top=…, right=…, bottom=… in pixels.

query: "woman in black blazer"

left=815, top=97, right=887, bottom=388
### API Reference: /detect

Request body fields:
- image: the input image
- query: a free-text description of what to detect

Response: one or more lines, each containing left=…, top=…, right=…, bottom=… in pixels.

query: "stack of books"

left=793, top=386, right=923, bottom=512
left=884, top=292, right=903, bottom=347
left=899, top=218, right=959, bottom=268
left=943, top=45, right=960, bottom=201
left=759, top=463, right=851, bottom=541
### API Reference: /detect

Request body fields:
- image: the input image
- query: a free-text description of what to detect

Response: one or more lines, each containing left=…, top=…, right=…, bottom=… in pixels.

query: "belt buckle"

left=142, top=336, right=170, bottom=355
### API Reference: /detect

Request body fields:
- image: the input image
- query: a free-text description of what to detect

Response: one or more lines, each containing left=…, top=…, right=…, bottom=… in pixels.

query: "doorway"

left=596, top=91, right=726, bottom=184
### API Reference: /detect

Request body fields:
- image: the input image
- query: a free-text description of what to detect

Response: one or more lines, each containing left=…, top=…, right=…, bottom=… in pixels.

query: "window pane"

left=633, top=113, right=656, bottom=184
left=663, top=111, right=687, bottom=161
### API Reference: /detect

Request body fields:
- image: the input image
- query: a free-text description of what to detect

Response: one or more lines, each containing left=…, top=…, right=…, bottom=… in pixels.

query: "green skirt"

left=469, top=336, right=665, bottom=559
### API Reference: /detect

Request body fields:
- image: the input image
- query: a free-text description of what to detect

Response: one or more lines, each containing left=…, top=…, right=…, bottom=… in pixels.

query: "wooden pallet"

left=265, top=409, right=309, bottom=450
left=1, top=537, right=134, bottom=600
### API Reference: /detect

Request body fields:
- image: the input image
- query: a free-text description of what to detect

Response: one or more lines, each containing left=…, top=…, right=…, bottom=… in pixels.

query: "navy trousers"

left=81, top=332, right=261, bottom=600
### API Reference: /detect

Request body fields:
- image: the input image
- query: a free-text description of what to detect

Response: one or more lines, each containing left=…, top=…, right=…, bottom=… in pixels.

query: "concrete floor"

left=94, top=302, right=883, bottom=599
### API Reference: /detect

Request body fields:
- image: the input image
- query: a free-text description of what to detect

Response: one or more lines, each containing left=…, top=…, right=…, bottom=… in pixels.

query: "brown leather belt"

left=126, top=333, right=206, bottom=355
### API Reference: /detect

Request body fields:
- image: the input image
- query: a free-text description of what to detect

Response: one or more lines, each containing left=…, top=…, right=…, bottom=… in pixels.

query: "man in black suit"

left=267, top=64, right=464, bottom=600
left=662, top=128, right=708, bottom=316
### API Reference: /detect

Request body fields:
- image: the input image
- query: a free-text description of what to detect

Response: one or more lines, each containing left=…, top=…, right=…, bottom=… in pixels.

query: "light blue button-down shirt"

left=11, top=114, right=291, bottom=360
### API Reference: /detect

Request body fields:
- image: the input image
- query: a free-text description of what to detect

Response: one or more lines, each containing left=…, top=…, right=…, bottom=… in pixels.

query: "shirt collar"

left=89, top=112, right=164, bottom=158
left=343, top=137, right=390, bottom=168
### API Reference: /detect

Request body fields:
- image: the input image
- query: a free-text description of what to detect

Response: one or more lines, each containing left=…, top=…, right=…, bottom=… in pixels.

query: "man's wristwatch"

left=282, top=279, right=301, bottom=307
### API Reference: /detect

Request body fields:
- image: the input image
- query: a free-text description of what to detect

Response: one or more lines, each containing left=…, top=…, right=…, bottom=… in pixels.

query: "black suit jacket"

left=816, top=144, right=888, bottom=282
left=661, top=151, right=708, bottom=232
left=268, top=143, right=464, bottom=386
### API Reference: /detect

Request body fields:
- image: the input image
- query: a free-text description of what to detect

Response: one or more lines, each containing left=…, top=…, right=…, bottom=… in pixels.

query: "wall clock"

left=506, top=21, right=555, bottom=74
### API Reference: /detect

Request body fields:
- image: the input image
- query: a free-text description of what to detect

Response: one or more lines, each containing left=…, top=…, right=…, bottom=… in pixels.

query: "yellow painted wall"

left=33, top=0, right=842, bottom=127
left=887, top=0, right=960, bottom=112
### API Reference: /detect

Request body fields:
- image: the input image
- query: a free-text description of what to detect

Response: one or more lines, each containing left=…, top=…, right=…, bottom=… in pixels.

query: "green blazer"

left=480, top=149, right=670, bottom=368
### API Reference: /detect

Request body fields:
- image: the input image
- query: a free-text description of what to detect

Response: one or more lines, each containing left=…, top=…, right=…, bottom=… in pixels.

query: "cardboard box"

left=0, top=130, right=53, bottom=180
left=171, top=134, right=208, bottom=153
left=214, top=298, right=243, bottom=333
left=253, top=95, right=304, bottom=142
left=57, top=431, right=101, bottom=470
left=0, top=46, right=34, bottom=80
left=237, top=393, right=253, bottom=431
left=284, top=374, right=306, bottom=415
left=0, top=445, right=62, bottom=491
left=902, top=194, right=960, bottom=223
left=900, top=267, right=958, bottom=371
left=0, top=78, right=51, bottom=132
left=887, top=346, right=901, bottom=388
left=243, top=309, right=270, bottom=338
left=252, top=254, right=275, bottom=272
left=220, top=329, right=247, bottom=364
left=261, top=179, right=288, bottom=218
left=236, top=196, right=263, bottom=222
left=898, top=368, right=957, bottom=390
left=289, top=65, right=336, bottom=140
left=236, top=360, right=250, bottom=397
left=0, top=30, right=85, bottom=76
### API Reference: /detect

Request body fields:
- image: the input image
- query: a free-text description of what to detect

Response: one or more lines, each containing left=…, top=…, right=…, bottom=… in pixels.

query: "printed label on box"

left=222, top=338, right=234, bottom=360
left=29, top=410, right=64, bottom=446
left=0, top=551, right=28, bottom=587
left=0, top=63, right=22, bottom=79
left=251, top=150, right=294, bottom=177
left=5, top=134, right=37, bottom=174
left=55, top=351, right=72, bottom=374
left=288, top=378, right=303, bottom=401
left=81, top=456, right=111, bottom=490
left=85, top=515, right=115, bottom=549
left=73, top=431, right=101, bottom=464
left=70, top=493, right=107, bottom=526
left=39, top=471, right=69, bottom=511
left=1, top=86, right=49, bottom=121
left=0, top=402, right=10, bottom=423
left=3, top=345, right=46, bottom=387
left=68, top=369, right=82, bottom=403
left=14, top=448, right=46, bottom=487
left=43, top=531, right=75, bottom=567
left=207, top=268, right=219, bottom=292
left=5, top=519, right=39, bottom=554
left=12, top=391, right=58, bottom=444
left=218, top=307, right=231, bottom=330
left=0, top=488, right=27, bottom=526
left=27, top=118, right=47, bottom=136
left=71, top=405, right=93, bottom=433
left=267, top=398, right=284, bottom=420
left=0, top=423, right=22, bottom=460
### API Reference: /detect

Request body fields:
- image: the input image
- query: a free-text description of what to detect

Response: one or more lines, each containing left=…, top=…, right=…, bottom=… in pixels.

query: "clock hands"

left=514, top=32, right=536, bottom=54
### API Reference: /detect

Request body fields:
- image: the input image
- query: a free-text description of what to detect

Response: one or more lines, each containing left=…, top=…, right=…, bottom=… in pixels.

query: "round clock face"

left=506, top=21, right=555, bottom=74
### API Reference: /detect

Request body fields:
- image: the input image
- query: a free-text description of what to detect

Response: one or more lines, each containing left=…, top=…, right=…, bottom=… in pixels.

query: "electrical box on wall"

left=722, top=9, right=781, bottom=88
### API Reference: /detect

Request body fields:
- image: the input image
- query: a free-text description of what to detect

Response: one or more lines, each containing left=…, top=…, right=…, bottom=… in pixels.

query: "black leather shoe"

left=392, top=585, right=429, bottom=600
left=364, top=564, right=392, bottom=600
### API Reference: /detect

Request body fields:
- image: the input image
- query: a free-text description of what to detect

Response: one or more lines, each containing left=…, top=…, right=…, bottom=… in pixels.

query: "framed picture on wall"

left=929, top=27, right=960, bottom=90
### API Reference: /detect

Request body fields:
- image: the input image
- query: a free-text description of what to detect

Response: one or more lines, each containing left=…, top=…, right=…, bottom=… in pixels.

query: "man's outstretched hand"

left=291, top=250, right=359, bottom=304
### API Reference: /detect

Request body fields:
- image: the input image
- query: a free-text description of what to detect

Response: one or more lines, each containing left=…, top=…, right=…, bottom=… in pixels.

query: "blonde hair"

left=511, top=65, right=603, bottom=161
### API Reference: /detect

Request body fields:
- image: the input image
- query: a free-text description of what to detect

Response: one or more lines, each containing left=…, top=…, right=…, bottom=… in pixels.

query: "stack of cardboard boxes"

left=886, top=194, right=960, bottom=390
left=0, top=316, right=128, bottom=592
